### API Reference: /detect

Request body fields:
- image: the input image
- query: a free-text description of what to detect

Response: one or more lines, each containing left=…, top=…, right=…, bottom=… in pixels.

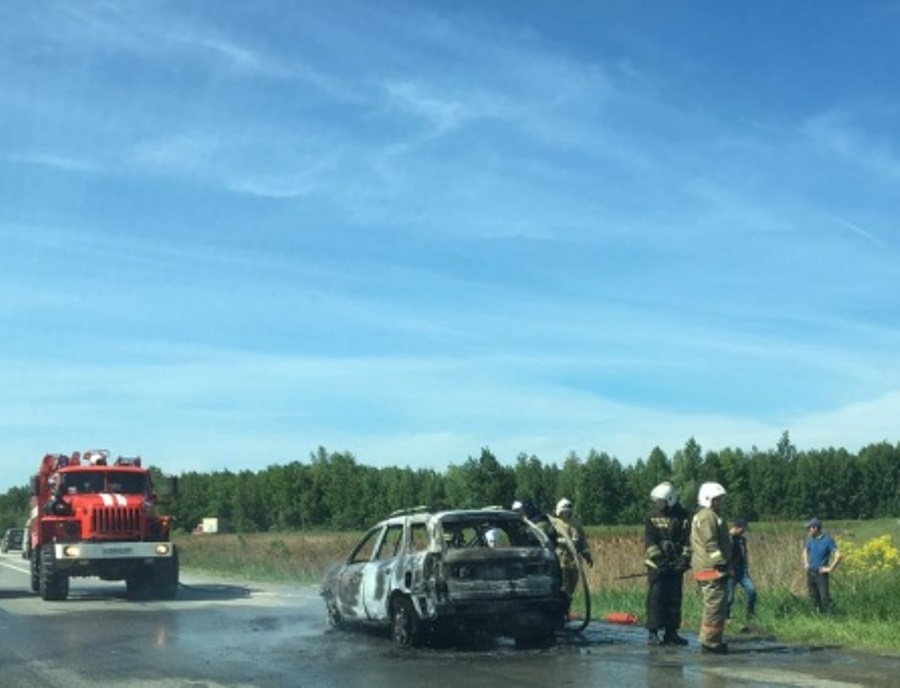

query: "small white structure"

left=201, top=517, right=222, bottom=534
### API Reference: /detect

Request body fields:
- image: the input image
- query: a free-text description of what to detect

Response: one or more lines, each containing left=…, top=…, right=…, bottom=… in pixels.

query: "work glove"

left=582, top=551, right=594, bottom=568
left=674, top=555, right=691, bottom=573
left=644, top=544, right=663, bottom=570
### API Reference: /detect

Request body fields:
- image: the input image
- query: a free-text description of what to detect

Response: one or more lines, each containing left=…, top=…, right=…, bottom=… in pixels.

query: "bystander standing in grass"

left=802, top=517, right=842, bottom=614
left=726, top=517, right=757, bottom=630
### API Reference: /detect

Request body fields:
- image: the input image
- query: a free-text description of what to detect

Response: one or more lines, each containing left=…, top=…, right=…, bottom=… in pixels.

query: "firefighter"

left=690, top=481, right=732, bottom=654
left=553, top=498, right=593, bottom=598
left=644, top=481, right=691, bottom=646
left=511, top=498, right=558, bottom=546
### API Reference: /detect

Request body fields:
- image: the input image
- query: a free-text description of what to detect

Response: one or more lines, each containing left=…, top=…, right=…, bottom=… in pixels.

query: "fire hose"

left=548, top=516, right=592, bottom=633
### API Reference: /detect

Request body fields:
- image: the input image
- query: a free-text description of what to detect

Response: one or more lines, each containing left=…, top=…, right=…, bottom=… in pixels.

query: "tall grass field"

left=175, top=518, right=900, bottom=655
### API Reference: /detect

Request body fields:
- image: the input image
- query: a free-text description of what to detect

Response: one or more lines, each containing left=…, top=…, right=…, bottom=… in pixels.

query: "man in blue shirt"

left=802, top=517, right=842, bottom=614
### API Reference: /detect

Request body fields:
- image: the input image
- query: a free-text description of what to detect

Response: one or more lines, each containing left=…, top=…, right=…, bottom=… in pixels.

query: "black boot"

left=663, top=629, right=689, bottom=646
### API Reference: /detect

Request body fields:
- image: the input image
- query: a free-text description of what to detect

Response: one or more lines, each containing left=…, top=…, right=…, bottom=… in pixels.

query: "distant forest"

left=2, top=432, right=898, bottom=533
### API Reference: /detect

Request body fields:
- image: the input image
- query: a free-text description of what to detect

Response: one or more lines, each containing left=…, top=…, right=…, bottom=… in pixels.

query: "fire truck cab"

left=28, top=450, right=179, bottom=601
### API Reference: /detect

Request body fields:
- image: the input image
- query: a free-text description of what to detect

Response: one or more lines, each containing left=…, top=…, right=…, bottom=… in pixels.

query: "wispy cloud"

left=382, top=80, right=479, bottom=136
left=802, top=110, right=900, bottom=184
left=828, top=216, right=885, bottom=247
left=8, top=152, right=104, bottom=174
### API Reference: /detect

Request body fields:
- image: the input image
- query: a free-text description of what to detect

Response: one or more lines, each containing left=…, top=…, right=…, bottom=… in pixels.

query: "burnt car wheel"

left=514, top=620, right=557, bottom=649
left=325, top=599, right=342, bottom=627
left=391, top=596, right=422, bottom=648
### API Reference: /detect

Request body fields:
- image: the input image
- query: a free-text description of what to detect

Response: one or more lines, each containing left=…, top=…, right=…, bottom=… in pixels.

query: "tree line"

left=1, top=432, right=898, bottom=533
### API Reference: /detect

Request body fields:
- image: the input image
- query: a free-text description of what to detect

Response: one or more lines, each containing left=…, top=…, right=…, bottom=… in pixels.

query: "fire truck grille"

left=91, top=507, right=142, bottom=535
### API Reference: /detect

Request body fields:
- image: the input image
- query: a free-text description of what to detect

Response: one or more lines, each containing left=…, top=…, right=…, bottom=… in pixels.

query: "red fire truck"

left=28, top=449, right=179, bottom=601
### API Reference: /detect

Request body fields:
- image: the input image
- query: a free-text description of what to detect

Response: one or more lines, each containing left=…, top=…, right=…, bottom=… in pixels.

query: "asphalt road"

left=1, top=551, right=897, bottom=687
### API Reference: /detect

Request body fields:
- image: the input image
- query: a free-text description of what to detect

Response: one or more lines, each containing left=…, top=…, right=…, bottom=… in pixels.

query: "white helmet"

left=650, top=481, right=677, bottom=507
left=555, top=498, right=573, bottom=516
left=698, top=482, right=727, bottom=508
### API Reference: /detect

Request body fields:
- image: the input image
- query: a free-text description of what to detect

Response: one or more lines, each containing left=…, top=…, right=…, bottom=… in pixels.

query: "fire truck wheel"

left=126, top=565, right=153, bottom=598
left=39, top=544, right=69, bottom=601
left=151, top=546, right=179, bottom=600
left=30, top=549, right=41, bottom=592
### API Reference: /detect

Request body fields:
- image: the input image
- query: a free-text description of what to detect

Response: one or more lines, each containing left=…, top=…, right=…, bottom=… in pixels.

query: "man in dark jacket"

left=644, top=481, right=692, bottom=646
left=727, top=517, right=757, bottom=628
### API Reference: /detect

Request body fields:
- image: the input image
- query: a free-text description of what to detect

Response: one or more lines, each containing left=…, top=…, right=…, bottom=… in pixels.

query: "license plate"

left=102, top=546, right=133, bottom=555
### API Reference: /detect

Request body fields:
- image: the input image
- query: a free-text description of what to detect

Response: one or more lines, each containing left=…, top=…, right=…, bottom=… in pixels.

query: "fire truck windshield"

left=61, top=471, right=148, bottom=495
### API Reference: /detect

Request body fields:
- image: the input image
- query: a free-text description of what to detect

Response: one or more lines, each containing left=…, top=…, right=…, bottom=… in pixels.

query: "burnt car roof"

left=383, top=508, right=520, bottom=523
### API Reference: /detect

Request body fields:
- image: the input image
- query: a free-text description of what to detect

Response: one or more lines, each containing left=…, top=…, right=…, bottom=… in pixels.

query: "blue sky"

left=2, top=1, right=899, bottom=492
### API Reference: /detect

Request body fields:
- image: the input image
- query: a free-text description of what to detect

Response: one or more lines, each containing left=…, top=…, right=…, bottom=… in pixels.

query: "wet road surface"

left=1, top=552, right=897, bottom=687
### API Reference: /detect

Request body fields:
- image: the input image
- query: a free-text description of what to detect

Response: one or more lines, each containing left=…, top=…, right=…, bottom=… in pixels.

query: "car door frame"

left=335, top=524, right=387, bottom=620
left=361, top=520, right=407, bottom=620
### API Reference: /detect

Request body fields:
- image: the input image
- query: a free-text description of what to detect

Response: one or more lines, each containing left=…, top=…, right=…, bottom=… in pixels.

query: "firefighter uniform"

left=552, top=499, right=593, bottom=598
left=644, top=500, right=691, bottom=644
left=690, top=484, right=733, bottom=654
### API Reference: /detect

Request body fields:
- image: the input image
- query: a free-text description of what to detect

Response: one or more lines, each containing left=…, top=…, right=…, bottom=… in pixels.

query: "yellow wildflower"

left=840, top=535, right=900, bottom=574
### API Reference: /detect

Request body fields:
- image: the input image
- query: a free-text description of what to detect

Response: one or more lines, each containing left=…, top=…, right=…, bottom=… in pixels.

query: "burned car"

left=321, top=507, right=568, bottom=648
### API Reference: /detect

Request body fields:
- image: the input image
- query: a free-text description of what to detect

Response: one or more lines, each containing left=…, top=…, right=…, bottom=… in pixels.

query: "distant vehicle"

left=2, top=527, right=24, bottom=553
left=321, top=507, right=568, bottom=648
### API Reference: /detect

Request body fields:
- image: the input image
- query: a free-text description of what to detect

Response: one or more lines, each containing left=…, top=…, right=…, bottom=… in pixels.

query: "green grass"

left=829, top=518, right=900, bottom=543
left=747, top=582, right=900, bottom=652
